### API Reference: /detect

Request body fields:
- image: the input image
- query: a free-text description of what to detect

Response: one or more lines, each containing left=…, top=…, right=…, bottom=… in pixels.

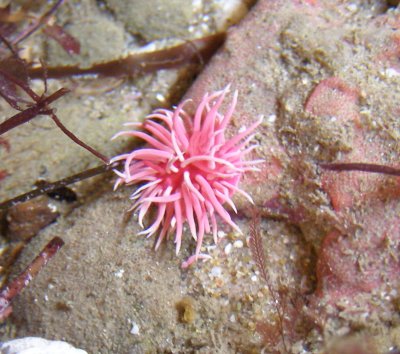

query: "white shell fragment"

left=0, top=337, right=87, bottom=354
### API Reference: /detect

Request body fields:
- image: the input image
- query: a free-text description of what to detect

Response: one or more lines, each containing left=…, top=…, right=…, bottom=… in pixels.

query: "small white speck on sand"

left=233, top=240, right=243, bottom=248
left=114, top=269, right=125, bottom=278
left=130, top=322, right=140, bottom=335
left=210, top=266, right=222, bottom=278
left=224, top=243, right=232, bottom=255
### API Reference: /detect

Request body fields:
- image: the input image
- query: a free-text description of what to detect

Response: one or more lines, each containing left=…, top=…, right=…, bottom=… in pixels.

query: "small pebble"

left=217, top=230, right=226, bottom=238
left=114, top=269, right=124, bottom=278
left=346, top=3, right=358, bottom=12
left=155, top=93, right=166, bottom=103
left=6, top=196, right=59, bottom=242
left=210, top=266, right=222, bottom=278
left=130, top=322, right=140, bottom=335
left=385, top=68, right=400, bottom=78
left=224, top=243, right=232, bottom=255
left=238, top=125, right=247, bottom=133
left=233, top=240, right=243, bottom=248
left=176, top=297, right=196, bottom=324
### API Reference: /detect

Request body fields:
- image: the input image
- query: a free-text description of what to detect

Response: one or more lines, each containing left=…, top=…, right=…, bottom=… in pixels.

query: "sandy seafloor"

left=2, top=0, right=400, bottom=353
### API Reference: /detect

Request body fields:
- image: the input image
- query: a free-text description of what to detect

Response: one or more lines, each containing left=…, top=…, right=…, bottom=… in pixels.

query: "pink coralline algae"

left=111, top=86, right=263, bottom=267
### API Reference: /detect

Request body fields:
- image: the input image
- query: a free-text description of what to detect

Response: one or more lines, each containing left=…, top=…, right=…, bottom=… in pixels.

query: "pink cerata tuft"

left=111, top=85, right=263, bottom=268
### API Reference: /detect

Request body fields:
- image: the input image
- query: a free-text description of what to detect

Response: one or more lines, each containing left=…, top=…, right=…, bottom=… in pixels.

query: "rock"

left=6, top=197, right=59, bottom=242
left=175, top=297, right=196, bottom=324
left=0, top=337, right=87, bottom=354
left=185, top=0, right=400, bottom=349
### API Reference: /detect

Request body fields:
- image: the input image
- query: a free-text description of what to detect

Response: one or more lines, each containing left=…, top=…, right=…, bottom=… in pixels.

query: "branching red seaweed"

left=320, top=162, right=400, bottom=176
left=0, top=236, right=64, bottom=321
left=0, top=162, right=120, bottom=210
left=11, top=0, right=66, bottom=46
left=249, top=209, right=315, bottom=352
left=0, top=32, right=109, bottom=163
left=249, top=209, right=288, bottom=353
left=43, top=23, right=80, bottom=55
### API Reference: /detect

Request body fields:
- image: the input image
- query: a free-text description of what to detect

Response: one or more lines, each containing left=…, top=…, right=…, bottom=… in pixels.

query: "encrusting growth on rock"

left=112, top=85, right=263, bottom=267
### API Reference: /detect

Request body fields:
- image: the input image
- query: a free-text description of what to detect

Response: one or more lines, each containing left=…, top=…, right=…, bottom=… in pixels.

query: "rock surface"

left=186, top=0, right=400, bottom=351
